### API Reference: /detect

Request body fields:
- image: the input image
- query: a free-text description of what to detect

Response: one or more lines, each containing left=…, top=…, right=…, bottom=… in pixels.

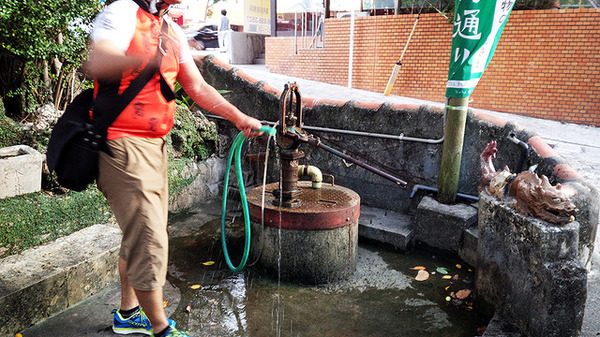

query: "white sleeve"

left=166, top=19, right=193, bottom=64
left=90, top=0, right=138, bottom=52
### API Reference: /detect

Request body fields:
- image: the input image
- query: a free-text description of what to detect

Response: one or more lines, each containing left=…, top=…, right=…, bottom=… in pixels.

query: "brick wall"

left=266, top=9, right=600, bottom=126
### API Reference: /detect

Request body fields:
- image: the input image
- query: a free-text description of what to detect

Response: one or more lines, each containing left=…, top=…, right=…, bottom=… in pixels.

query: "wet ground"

left=23, top=198, right=490, bottom=337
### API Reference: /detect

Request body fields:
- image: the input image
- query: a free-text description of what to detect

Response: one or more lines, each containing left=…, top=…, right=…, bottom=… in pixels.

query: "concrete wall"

left=265, top=9, right=600, bottom=126
left=477, top=193, right=587, bottom=337
left=228, top=32, right=265, bottom=65
left=196, top=53, right=598, bottom=267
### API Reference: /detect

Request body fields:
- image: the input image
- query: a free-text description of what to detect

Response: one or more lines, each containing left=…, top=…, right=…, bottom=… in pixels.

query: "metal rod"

left=315, top=142, right=407, bottom=187
left=204, top=115, right=443, bottom=144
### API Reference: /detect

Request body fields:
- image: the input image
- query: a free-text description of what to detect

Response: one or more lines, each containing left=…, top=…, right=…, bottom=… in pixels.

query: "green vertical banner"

left=446, top=0, right=515, bottom=98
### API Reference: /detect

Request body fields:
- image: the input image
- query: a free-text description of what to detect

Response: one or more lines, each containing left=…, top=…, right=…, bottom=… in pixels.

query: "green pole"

left=437, top=97, right=469, bottom=204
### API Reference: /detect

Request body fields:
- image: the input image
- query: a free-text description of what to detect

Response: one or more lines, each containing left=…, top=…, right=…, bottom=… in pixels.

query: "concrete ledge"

left=0, top=224, right=121, bottom=335
left=477, top=192, right=587, bottom=337
left=358, top=206, right=413, bottom=251
left=413, top=196, right=478, bottom=252
left=0, top=145, right=44, bottom=199
left=169, top=156, right=227, bottom=212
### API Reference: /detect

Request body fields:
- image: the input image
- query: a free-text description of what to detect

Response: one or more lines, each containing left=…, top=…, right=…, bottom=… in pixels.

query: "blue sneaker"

left=112, top=308, right=176, bottom=335
left=151, top=326, right=190, bottom=337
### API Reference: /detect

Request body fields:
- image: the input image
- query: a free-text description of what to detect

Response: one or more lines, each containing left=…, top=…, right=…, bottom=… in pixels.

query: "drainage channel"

left=164, top=205, right=490, bottom=337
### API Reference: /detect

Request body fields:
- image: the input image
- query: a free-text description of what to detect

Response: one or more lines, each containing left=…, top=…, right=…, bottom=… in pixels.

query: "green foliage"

left=0, top=111, right=23, bottom=148
left=0, top=0, right=102, bottom=116
left=0, top=187, right=112, bottom=258
left=168, top=105, right=218, bottom=161
left=168, top=156, right=197, bottom=201
left=165, top=104, right=218, bottom=201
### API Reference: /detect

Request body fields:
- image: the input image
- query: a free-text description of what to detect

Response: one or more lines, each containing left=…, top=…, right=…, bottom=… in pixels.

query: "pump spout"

left=298, top=165, right=323, bottom=189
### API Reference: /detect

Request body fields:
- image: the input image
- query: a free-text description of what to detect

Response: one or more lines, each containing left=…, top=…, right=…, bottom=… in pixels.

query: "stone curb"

left=0, top=224, right=121, bottom=336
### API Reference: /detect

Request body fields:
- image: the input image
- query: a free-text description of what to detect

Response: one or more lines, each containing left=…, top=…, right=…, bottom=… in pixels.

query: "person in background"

left=86, top=0, right=262, bottom=336
left=218, top=9, right=230, bottom=52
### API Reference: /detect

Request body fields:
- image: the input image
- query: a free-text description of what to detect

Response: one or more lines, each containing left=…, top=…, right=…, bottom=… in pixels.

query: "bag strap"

left=91, top=18, right=170, bottom=134
left=132, top=0, right=153, bottom=15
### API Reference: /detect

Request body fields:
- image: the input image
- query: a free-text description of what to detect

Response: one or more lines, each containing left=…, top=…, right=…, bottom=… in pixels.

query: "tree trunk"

left=0, top=55, right=26, bottom=118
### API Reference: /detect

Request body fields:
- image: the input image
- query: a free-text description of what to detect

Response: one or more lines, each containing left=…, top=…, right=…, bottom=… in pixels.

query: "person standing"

left=218, top=9, right=230, bottom=52
left=86, top=0, right=262, bottom=336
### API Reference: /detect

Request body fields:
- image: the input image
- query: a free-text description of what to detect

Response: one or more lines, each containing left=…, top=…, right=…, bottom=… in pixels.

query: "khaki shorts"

left=98, top=137, right=169, bottom=291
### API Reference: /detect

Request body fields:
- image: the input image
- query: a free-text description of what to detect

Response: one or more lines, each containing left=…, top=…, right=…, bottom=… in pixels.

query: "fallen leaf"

left=455, top=289, right=472, bottom=299
left=445, top=286, right=450, bottom=291
left=455, top=264, right=462, bottom=269
left=442, top=275, right=452, bottom=279
left=445, top=296, right=451, bottom=302
left=410, top=266, right=426, bottom=270
left=15, top=334, right=23, bottom=337
left=186, top=305, right=192, bottom=313
left=163, top=300, right=169, bottom=308
left=415, top=269, right=430, bottom=281
left=202, top=261, right=215, bottom=266
left=452, top=274, right=459, bottom=281
left=436, top=267, right=449, bottom=274
left=190, top=284, right=202, bottom=289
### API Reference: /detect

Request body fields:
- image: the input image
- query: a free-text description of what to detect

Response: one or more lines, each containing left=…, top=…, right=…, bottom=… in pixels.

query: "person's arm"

left=176, top=61, right=262, bottom=137
left=86, top=40, right=142, bottom=81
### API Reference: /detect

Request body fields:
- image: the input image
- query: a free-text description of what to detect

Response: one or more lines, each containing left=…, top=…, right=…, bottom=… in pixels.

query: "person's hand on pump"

left=237, top=116, right=264, bottom=138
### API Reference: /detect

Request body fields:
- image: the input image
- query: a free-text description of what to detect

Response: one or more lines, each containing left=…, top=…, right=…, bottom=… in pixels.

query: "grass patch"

left=0, top=186, right=113, bottom=258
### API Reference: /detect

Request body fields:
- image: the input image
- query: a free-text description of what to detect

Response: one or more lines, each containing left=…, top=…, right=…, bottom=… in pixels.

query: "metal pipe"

left=298, top=165, right=323, bottom=189
left=409, top=184, right=479, bottom=202
left=348, top=9, right=355, bottom=88
left=507, top=132, right=529, bottom=173
left=301, top=125, right=443, bottom=144
left=205, top=114, right=443, bottom=144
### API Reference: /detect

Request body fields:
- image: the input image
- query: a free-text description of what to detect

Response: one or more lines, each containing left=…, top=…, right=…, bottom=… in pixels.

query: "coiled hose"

left=221, top=126, right=275, bottom=272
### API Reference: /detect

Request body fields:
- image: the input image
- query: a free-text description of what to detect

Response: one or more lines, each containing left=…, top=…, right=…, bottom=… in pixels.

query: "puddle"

left=166, top=206, right=490, bottom=337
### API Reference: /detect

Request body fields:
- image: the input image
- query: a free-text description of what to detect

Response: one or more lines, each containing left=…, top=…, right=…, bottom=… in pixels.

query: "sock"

left=120, top=305, right=140, bottom=319
left=154, top=326, right=170, bottom=337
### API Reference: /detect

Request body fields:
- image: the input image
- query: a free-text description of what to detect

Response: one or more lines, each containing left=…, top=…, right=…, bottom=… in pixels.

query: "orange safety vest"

left=95, top=7, right=180, bottom=140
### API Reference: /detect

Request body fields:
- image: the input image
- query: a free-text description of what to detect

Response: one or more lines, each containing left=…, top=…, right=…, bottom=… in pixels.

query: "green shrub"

left=0, top=111, right=23, bottom=148
left=168, top=105, right=217, bottom=161
left=166, top=105, right=218, bottom=201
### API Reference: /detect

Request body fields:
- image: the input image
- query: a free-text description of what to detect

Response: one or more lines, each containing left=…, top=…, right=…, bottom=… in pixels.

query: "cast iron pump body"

left=273, top=83, right=408, bottom=209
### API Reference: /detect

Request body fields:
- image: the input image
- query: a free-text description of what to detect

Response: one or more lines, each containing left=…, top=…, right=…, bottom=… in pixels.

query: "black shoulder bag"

left=47, top=18, right=174, bottom=191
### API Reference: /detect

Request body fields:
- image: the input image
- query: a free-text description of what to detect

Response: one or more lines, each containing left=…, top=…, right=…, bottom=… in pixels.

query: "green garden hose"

left=221, top=126, right=275, bottom=272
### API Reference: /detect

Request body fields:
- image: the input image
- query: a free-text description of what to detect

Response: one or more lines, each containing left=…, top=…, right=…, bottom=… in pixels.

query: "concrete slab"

left=459, top=226, right=479, bottom=268
left=0, top=224, right=121, bottom=335
left=20, top=280, right=180, bottom=337
left=413, top=196, right=478, bottom=253
left=0, top=145, right=44, bottom=199
left=358, top=205, right=413, bottom=251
